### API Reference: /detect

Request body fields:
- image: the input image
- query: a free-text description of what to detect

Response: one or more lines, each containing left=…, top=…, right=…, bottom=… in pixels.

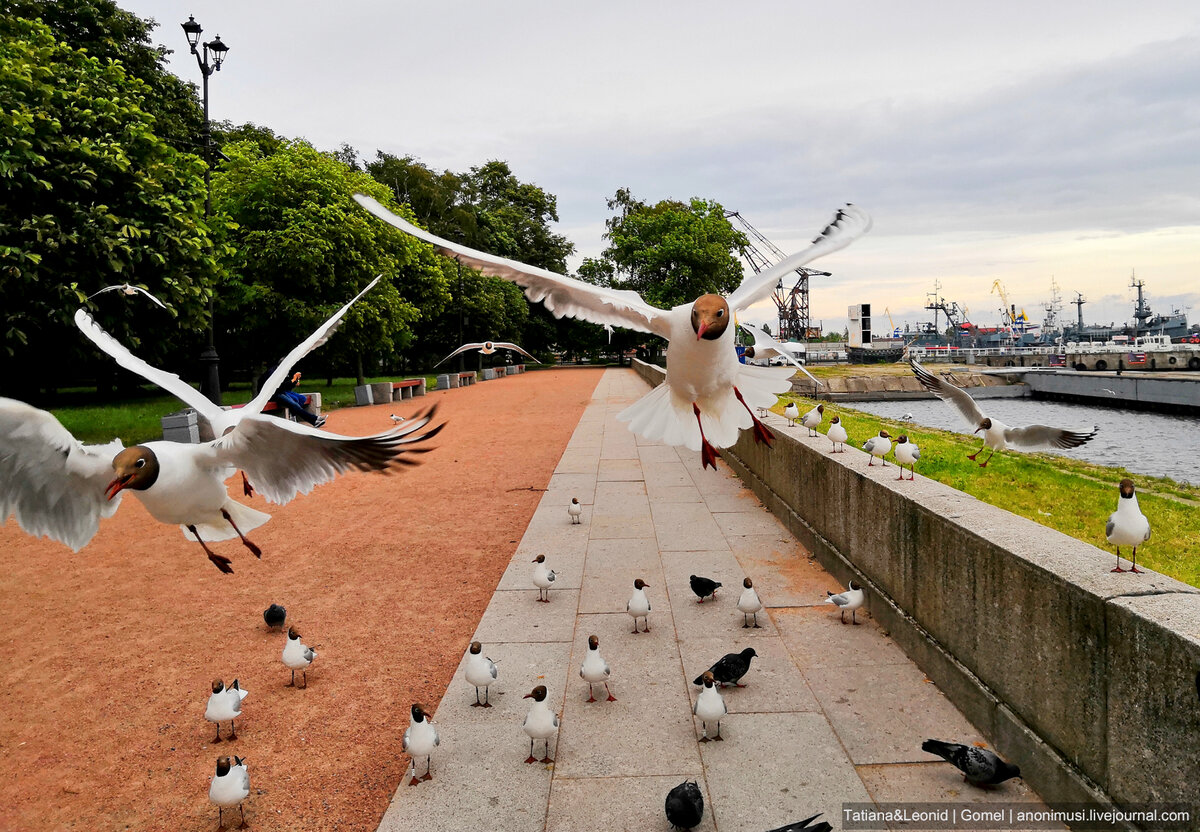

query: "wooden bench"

left=457, top=371, right=476, bottom=386
left=391, top=378, right=426, bottom=400
left=230, top=393, right=317, bottom=422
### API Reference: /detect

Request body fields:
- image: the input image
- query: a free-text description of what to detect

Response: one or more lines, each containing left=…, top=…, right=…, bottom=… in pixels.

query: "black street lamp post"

left=181, top=15, right=229, bottom=404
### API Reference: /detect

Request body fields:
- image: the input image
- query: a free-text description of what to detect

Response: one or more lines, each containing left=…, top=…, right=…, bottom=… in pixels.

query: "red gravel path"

left=0, top=367, right=604, bottom=831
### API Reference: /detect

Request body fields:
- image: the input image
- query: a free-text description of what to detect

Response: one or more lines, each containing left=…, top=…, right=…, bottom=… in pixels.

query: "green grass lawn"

left=775, top=394, right=1200, bottom=588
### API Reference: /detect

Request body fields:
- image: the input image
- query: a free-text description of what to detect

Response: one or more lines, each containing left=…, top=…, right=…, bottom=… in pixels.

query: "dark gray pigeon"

left=665, top=779, right=704, bottom=830
left=263, top=603, right=286, bottom=629
left=766, top=812, right=833, bottom=832
left=922, top=739, right=1021, bottom=786
left=693, top=647, right=757, bottom=687
left=689, top=575, right=722, bottom=603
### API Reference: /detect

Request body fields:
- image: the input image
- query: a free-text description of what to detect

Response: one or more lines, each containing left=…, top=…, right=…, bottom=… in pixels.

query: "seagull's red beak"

left=523, top=692, right=534, bottom=699
left=696, top=321, right=709, bottom=340
left=104, top=475, right=130, bottom=501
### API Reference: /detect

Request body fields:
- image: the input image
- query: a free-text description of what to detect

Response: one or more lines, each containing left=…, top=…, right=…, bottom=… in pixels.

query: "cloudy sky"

left=123, top=1, right=1200, bottom=335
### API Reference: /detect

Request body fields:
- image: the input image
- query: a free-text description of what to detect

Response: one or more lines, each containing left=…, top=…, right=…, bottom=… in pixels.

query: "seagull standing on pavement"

left=737, top=577, right=763, bottom=628
left=532, top=554, right=558, bottom=602
left=580, top=635, right=617, bottom=703
left=693, top=648, right=757, bottom=687
left=863, top=430, right=891, bottom=466
left=911, top=359, right=1097, bottom=467
left=826, top=581, right=864, bottom=624
left=464, top=641, right=499, bottom=707
left=205, top=679, right=248, bottom=743
left=282, top=627, right=317, bottom=688
left=894, top=435, right=920, bottom=481
left=783, top=402, right=800, bottom=426
left=921, top=739, right=1021, bottom=786
left=357, top=193, right=871, bottom=470
left=403, top=703, right=440, bottom=784
left=827, top=416, right=848, bottom=453
left=522, top=685, right=559, bottom=764
left=665, top=780, right=705, bottom=830
left=568, top=497, right=583, bottom=525
left=801, top=404, right=825, bottom=437
left=208, top=755, right=250, bottom=829
left=692, top=671, right=729, bottom=742
left=689, top=574, right=722, bottom=603
left=627, top=578, right=652, bottom=633
left=1106, top=478, right=1152, bottom=573
left=389, top=413, right=406, bottom=424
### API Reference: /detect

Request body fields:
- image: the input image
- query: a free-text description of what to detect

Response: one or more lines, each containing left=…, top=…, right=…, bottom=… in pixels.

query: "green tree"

left=0, top=15, right=220, bottom=394
left=210, top=139, right=451, bottom=384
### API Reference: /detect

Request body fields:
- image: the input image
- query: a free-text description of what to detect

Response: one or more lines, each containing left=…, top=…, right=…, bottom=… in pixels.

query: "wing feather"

left=739, top=323, right=820, bottom=385
left=492, top=343, right=541, bottom=363
left=1003, top=424, right=1098, bottom=451
left=354, top=195, right=671, bottom=338
left=433, top=343, right=487, bottom=368
left=910, top=359, right=985, bottom=427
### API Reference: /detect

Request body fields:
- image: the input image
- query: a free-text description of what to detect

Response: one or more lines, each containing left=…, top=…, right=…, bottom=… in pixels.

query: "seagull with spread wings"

left=433, top=340, right=539, bottom=368
left=738, top=323, right=821, bottom=387
left=910, top=358, right=1097, bottom=466
left=355, top=194, right=870, bottom=469
left=0, top=278, right=443, bottom=573
left=87, top=283, right=168, bottom=309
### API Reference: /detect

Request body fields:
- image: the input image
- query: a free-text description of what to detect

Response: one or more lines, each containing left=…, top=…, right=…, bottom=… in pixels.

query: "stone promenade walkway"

left=377, top=368, right=1050, bottom=832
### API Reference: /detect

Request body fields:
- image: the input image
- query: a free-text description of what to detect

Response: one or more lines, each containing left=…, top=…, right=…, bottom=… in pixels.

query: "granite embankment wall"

left=631, top=359, right=1200, bottom=823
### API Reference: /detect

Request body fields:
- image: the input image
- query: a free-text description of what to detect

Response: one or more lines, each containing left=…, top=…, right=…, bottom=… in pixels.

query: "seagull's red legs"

left=222, top=509, right=262, bottom=558
left=240, top=470, right=254, bottom=497
left=189, top=525, right=233, bottom=573
left=692, top=403, right=720, bottom=471
left=732, top=387, right=774, bottom=447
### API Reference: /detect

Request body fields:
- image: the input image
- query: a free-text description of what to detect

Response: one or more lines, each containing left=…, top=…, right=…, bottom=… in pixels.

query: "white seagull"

left=1106, top=478, right=1151, bottom=574
left=0, top=279, right=444, bottom=574
left=282, top=626, right=317, bottom=688
left=737, top=577, right=763, bottom=629
left=827, top=416, right=848, bottom=453
left=522, top=685, right=559, bottom=764
left=208, top=755, right=250, bottom=829
left=893, top=435, right=920, bottom=481
left=911, top=359, right=1097, bottom=467
left=825, top=581, right=865, bottom=624
left=403, top=703, right=440, bottom=784
left=627, top=578, right=651, bottom=634
left=738, top=323, right=821, bottom=386
left=356, top=194, right=870, bottom=470
left=531, top=554, right=558, bottom=602
left=801, top=404, right=825, bottom=437
left=863, top=430, right=891, bottom=466
left=87, top=283, right=168, bottom=309
left=783, top=402, right=800, bottom=426
left=434, top=340, right=539, bottom=367
left=568, top=497, right=583, bottom=525
left=204, top=678, right=248, bottom=743
left=464, top=641, right=499, bottom=707
left=693, top=671, right=728, bottom=742
left=579, top=634, right=616, bottom=703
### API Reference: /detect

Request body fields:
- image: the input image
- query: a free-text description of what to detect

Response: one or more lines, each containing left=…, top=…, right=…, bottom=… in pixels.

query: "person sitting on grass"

left=257, top=366, right=326, bottom=428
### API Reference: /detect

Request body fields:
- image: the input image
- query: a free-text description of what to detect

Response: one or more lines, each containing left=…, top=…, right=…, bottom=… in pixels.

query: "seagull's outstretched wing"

left=433, top=343, right=487, bottom=368
left=211, top=405, right=445, bottom=504
left=0, top=398, right=124, bottom=551
left=738, top=323, right=821, bottom=386
left=74, top=308, right=224, bottom=425
left=910, top=359, right=985, bottom=427
left=1003, top=424, right=1098, bottom=451
left=244, top=275, right=383, bottom=418
left=492, top=342, right=541, bottom=363
left=87, top=284, right=168, bottom=309
left=354, top=195, right=671, bottom=339
left=726, top=204, right=872, bottom=312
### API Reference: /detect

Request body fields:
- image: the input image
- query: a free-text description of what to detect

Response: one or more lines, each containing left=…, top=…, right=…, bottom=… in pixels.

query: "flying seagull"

left=738, top=323, right=821, bottom=386
left=87, top=283, right=168, bottom=309
left=434, top=340, right=538, bottom=367
left=355, top=193, right=870, bottom=470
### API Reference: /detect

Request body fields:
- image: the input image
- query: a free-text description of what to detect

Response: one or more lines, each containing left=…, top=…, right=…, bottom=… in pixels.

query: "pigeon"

left=827, top=416, right=848, bottom=453
left=208, top=755, right=250, bottom=829
left=826, top=581, right=864, bottom=624
left=665, top=780, right=705, bottom=830
left=921, top=739, right=1021, bottom=786
left=532, top=554, right=558, bottom=602
left=738, top=323, right=821, bottom=386
left=87, top=283, right=168, bottom=308
left=434, top=340, right=539, bottom=367
left=692, top=671, right=728, bottom=742
left=464, top=641, right=499, bottom=707
left=689, top=574, right=722, bottom=603
left=694, top=648, right=757, bottom=687
left=1106, top=478, right=1152, bottom=573
left=783, top=402, right=800, bottom=426
left=863, top=429, right=891, bottom=466
left=357, top=193, right=871, bottom=470
left=911, top=359, right=1097, bottom=466
left=403, top=703, right=440, bottom=784
left=894, top=435, right=920, bottom=481
left=766, top=813, right=834, bottom=832
left=0, top=278, right=444, bottom=574
left=627, top=578, right=651, bottom=634
left=801, top=404, right=825, bottom=437
left=568, top=497, right=583, bottom=524
left=737, top=577, right=763, bottom=628
left=522, top=685, right=559, bottom=764
left=579, top=634, right=616, bottom=702
left=389, top=413, right=406, bottom=424
left=204, top=679, right=248, bottom=743
left=263, top=604, right=286, bottom=630
left=282, top=627, right=316, bottom=688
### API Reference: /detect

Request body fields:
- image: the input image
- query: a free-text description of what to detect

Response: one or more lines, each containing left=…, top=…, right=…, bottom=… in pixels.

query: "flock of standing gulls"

left=0, top=194, right=1153, bottom=828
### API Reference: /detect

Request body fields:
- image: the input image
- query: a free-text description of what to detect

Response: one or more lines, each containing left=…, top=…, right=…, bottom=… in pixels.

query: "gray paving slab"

left=713, top=508, right=788, bottom=537
left=646, top=483, right=704, bottom=504
left=543, top=472, right=597, bottom=506
left=588, top=485, right=654, bottom=540
left=474, top=589, right=581, bottom=644
left=578, top=538, right=664, bottom=615
left=596, top=457, right=643, bottom=481
left=727, top=533, right=834, bottom=607
left=773, top=606, right=909, bottom=669
left=546, top=775, right=716, bottom=832
left=649, top=501, right=728, bottom=552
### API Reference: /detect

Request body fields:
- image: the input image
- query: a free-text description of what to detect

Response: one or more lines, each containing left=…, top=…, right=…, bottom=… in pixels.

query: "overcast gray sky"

left=123, top=0, right=1200, bottom=335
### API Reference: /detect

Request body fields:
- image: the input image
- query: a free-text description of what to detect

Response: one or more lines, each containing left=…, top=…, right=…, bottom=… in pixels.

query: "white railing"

left=906, top=345, right=1060, bottom=360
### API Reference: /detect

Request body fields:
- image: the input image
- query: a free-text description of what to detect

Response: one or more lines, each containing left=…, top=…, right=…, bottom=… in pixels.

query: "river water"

left=847, top=397, right=1198, bottom=483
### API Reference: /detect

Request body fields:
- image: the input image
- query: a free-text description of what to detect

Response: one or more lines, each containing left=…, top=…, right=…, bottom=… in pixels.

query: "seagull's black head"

left=211, top=679, right=224, bottom=694
left=532, top=554, right=545, bottom=564
left=588, top=634, right=600, bottom=650
left=634, top=578, right=649, bottom=589
left=977, top=417, right=992, bottom=433
left=287, top=626, right=301, bottom=641
left=897, top=435, right=908, bottom=444
left=411, top=703, right=428, bottom=722
left=571, top=497, right=579, bottom=505
left=469, top=641, right=482, bottom=654
left=215, top=756, right=231, bottom=776
left=744, top=346, right=757, bottom=359
left=691, top=294, right=730, bottom=341
left=1119, top=478, right=1136, bottom=499
left=831, top=416, right=841, bottom=424
left=816, top=404, right=825, bottom=414
left=878, top=429, right=890, bottom=439
left=524, top=685, right=548, bottom=701
left=849, top=580, right=861, bottom=591
left=106, top=446, right=159, bottom=500
left=743, top=577, right=753, bottom=589
left=700, top=671, right=716, bottom=688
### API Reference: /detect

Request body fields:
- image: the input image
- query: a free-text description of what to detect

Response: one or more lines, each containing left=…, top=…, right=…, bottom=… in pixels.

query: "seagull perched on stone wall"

left=356, top=194, right=870, bottom=470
